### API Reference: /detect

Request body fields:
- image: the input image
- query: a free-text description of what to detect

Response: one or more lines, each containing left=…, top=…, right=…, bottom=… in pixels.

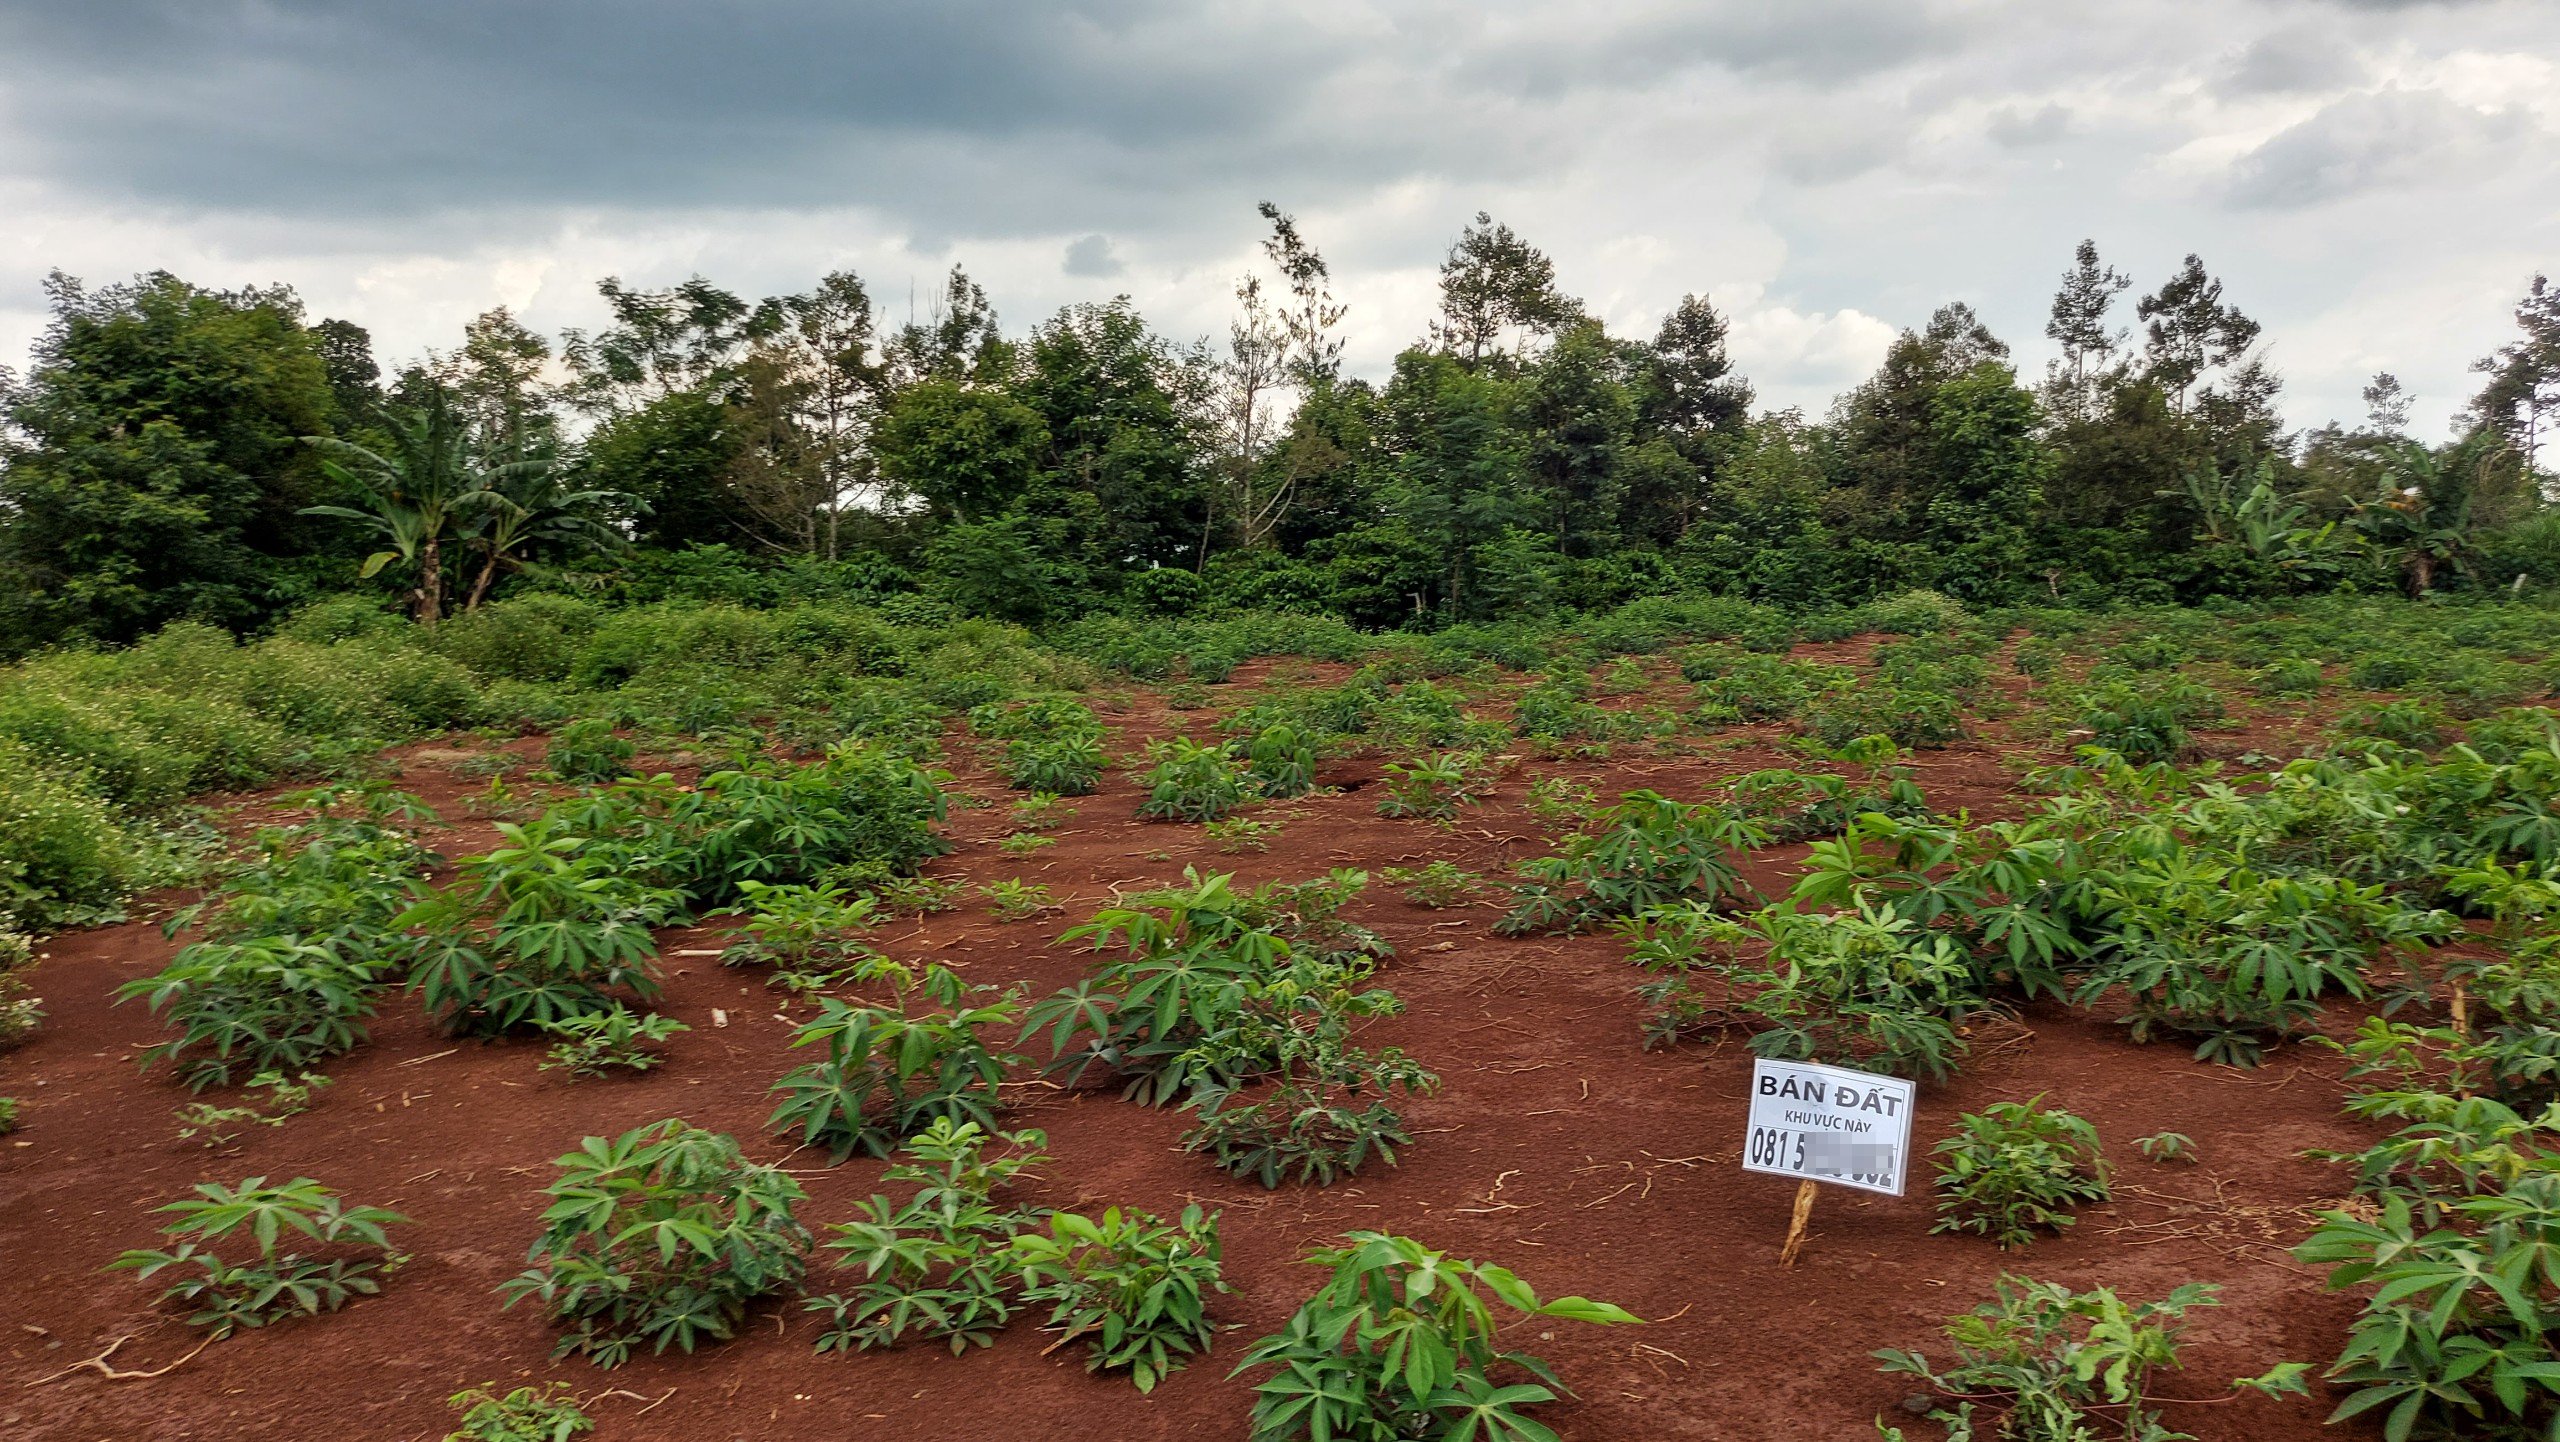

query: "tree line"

left=1, top=208, right=2554, bottom=652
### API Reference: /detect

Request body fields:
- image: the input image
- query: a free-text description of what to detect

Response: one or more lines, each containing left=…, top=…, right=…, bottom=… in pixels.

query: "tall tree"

left=1212, top=202, right=1350, bottom=551
left=2362, top=371, right=2413, bottom=435
left=1626, top=294, right=1752, bottom=545
left=883, top=266, right=1012, bottom=388
left=1015, top=299, right=1207, bottom=572
left=0, top=270, right=335, bottom=649
left=2466, top=273, right=2560, bottom=478
left=721, top=271, right=885, bottom=558
left=1517, top=321, right=1634, bottom=557
left=311, top=318, right=383, bottom=432
left=2041, top=239, right=2129, bottom=422
left=873, top=381, right=1048, bottom=523
left=1430, top=212, right=1583, bottom=368
left=429, top=307, right=556, bottom=456
left=561, top=276, right=764, bottom=416
left=2137, top=254, right=2261, bottom=413
left=1828, top=302, right=2012, bottom=534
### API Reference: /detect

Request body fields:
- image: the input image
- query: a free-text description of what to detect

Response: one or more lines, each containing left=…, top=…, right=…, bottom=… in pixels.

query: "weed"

left=174, top=1070, right=330, bottom=1148
left=1206, top=815, right=1281, bottom=853
left=997, top=830, right=1057, bottom=859
left=539, top=1006, right=689, bottom=1078
left=2135, top=1131, right=2197, bottom=1164
left=854, top=873, right=971, bottom=917
left=0, top=924, right=42, bottom=1048
left=1381, top=860, right=1483, bottom=908
left=1376, top=750, right=1493, bottom=821
left=1524, top=774, right=1599, bottom=833
left=980, top=879, right=1060, bottom=922
left=1008, top=792, right=1071, bottom=831
left=444, top=1383, right=593, bottom=1442
left=544, top=719, right=636, bottom=782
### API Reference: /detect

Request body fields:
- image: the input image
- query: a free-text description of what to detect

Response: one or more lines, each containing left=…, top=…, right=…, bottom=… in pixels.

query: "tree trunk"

left=464, top=553, right=500, bottom=612
left=419, top=534, right=444, bottom=625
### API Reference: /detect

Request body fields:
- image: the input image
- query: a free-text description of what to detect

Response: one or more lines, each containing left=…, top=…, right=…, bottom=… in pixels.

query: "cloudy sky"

left=1, top=0, right=2553, bottom=434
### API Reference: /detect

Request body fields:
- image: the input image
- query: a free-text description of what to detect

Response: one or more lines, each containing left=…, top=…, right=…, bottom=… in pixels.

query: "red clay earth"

left=2, top=662, right=2390, bottom=1441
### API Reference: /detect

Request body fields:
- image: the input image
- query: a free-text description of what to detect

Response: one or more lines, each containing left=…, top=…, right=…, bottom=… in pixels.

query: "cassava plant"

left=1006, top=1204, right=1228, bottom=1393
left=766, top=968, right=1023, bottom=1162
left=1236, top=1232, right=1641, bottom=1442
left=501, top=1120, right=810, bottom=1366
left=112, top=1176, right=409, bottom=1336
left=1931, top=1097, right=2113, bottom=1248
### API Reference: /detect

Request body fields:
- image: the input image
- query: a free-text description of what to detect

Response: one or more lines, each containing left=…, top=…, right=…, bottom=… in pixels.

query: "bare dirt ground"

left=2, top=656, right=2383, bottom=1441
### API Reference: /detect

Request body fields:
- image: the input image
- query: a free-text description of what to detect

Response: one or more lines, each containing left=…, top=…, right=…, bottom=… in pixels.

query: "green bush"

left=544, top=718, right=636, bottom=782
left=0, top=742, right=147, bottom=928
left=1876, top=1277, right=2251, bottom=1442
left=444, top=1383, right=593, bottom=1442
left=1007, top=1205, right=1227, bottom=1392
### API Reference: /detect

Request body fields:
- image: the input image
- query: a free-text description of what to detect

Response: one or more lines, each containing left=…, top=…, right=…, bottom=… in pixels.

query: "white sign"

left=1741, top=1057, right=1915, bottom=1197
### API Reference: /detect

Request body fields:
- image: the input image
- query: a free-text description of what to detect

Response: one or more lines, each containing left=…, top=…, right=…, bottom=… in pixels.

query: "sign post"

left=1740, top=1056, right=1916, bottom=1266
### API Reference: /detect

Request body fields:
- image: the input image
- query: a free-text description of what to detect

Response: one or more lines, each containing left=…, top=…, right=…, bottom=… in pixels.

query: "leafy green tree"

left=561, top=276, right=765, bottom=417
left=883, top=266, right=1013, bottom=389
left=1350, top=350, right=1531, bottom=621
left=876, top=381, right=1048, bottom=523
left=0, top=271, right=336, bottom=650
left=2137, top=253, right=2261, bottom=414
left=310, top=319, right=383, bottom=434
left=581, top=385, right=750, bottom=549
left=1516, top=321, right=1633, bottom=557
left=1014, top=300, right=1208, bottom=573
left=428, top=307, right=558, bottom=457
left=1430, top=212, right=1584, bottom=369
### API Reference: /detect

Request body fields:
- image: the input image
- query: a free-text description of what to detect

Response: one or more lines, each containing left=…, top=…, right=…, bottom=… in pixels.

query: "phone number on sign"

left=1745, top=1125, right=1897, bottom=1187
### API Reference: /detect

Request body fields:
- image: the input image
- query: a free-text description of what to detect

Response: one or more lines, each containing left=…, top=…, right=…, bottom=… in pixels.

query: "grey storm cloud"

left=2228, top=88, right=2536, bottom=209
left=0, top=0, right=2554, bottom=439
left=1062, top=233, right=1125, bottom=278
left=0, top=1, right=1362, bottom=227
left=2219, top=29, right=2365, bottom=96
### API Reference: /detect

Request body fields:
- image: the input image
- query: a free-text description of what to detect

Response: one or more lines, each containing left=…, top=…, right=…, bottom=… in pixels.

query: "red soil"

left=2, top=674, right=2384, bottom=1442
